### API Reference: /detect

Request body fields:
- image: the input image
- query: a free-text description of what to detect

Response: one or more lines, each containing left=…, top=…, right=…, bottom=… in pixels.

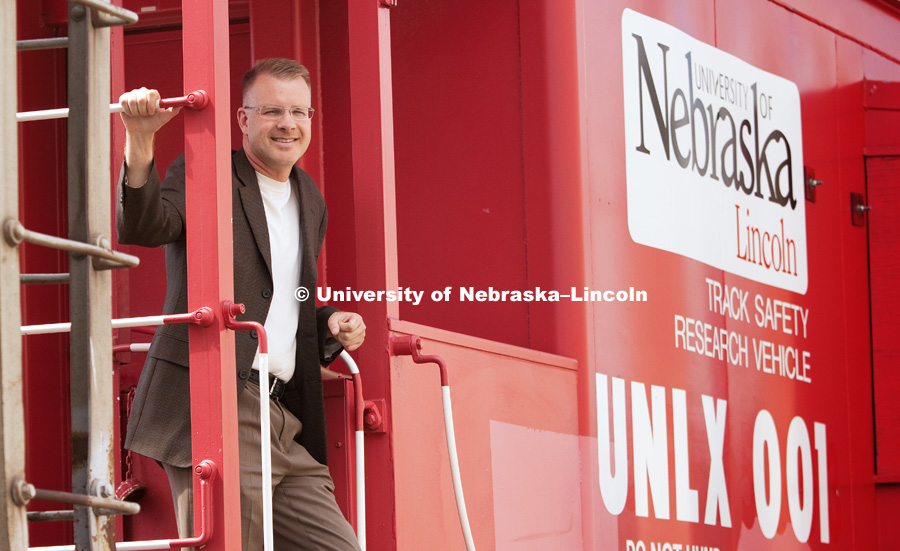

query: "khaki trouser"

left=164, top=380, right=360, bottom=551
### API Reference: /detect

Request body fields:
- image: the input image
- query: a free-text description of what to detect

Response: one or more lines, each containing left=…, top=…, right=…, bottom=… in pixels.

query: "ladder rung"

left=32, top=488, right=139, bottom=516
left=4, top=219, right=139, bottom=269
left=19, top=273, right=69, bottom=285
left=11, top=479, right=140, bottom=516
left=16, top=38, right=68, bottom=52
left=26, top=510, right=74, bottom=523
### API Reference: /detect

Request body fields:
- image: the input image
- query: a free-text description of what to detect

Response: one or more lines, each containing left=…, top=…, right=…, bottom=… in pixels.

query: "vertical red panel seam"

left=513, top=0, right=532, bottom=351
left=713, top=0, right=718, bottom=46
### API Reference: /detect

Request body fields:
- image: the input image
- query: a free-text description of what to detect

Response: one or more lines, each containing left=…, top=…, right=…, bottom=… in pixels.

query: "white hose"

left=257, top=352, right=274, bottom=551
left=354, top=429, right=365, bottom=550
left=441, top=386, right=476, bottom=551
left=339, top=350, right=366, bottom=551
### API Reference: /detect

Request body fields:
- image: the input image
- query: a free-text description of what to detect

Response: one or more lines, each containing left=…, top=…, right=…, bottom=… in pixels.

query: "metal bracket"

left=851, top=192, right=870, bottom=227
left=10, top=477, right=35, bottom=506
left=363, top=399, right=386, bottom=433
left=70, top=0, right=139, bottom=28
left=804, top=166, right=822, bottom=203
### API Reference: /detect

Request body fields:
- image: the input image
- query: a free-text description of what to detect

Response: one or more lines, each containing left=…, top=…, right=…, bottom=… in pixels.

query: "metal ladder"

left=1, top=1, right=141, bottom=549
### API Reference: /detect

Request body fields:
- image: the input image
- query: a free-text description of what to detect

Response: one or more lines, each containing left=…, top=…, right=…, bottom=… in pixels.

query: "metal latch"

left=851, top=192, right=870, bottom=227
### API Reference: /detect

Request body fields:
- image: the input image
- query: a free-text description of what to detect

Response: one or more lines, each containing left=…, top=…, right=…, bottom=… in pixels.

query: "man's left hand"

left=328, top=312, right=366, bottom=351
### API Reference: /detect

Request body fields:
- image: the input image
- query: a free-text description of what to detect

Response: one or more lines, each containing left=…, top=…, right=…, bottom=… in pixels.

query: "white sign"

left=622, top=9, right=808, bottom=294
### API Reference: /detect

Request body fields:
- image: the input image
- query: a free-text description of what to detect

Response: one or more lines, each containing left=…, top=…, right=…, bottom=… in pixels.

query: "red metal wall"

left=385, top=0, right=900, bottom=549
left=390, top=0, right=531, bottom=347
left=575, top=1, right=900, bottom=549
left=388, top=320, right=579, bottom=551
left=865, top=83, right=900, bottom=549
left=388, top=0, right=586, bottom=356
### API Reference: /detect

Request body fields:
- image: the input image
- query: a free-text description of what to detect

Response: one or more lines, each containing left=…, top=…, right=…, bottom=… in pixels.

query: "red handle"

left=158, top=89, right=210, bottom=110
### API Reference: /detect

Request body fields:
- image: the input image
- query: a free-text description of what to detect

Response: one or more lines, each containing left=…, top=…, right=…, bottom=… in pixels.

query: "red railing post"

left=344, top=2, right=401, bottom=546
left=181, top=0, right=241, bottom=549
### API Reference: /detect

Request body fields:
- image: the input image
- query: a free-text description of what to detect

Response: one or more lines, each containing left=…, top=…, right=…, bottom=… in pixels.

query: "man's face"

left=237, top=73, right=312, bottom=181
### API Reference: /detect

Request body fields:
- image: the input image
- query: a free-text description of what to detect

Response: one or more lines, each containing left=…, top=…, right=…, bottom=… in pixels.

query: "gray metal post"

left=0, top=0, right=29, bottom=547
left=67, top=2, right=116, bottom=549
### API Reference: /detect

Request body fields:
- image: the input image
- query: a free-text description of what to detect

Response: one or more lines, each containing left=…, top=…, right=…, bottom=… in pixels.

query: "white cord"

left=339, top=350, right=366, bottom=551
left=258, top=352, right=274, bottom=551
left=441, top=386, right=476, bottom=551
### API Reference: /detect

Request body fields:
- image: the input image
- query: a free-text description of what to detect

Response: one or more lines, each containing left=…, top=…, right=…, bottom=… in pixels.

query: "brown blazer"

left=117, top=149, right=340, bottom=468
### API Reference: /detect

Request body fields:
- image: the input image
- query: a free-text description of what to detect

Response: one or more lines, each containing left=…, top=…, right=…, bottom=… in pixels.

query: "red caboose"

left=4, top=0, right=900, bottom=549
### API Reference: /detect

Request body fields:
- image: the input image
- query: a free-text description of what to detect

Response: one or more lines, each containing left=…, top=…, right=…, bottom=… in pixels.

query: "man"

left=117, top=58, right=364, bottom=551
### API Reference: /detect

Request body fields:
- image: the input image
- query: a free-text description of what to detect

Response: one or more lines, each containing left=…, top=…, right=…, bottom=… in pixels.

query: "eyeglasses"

left=243, top=106, right=315, bottom=121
